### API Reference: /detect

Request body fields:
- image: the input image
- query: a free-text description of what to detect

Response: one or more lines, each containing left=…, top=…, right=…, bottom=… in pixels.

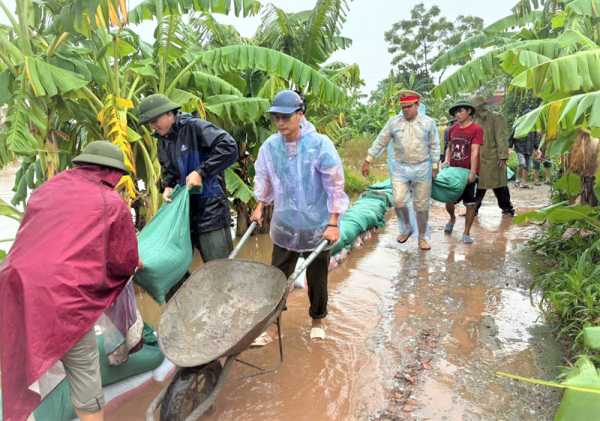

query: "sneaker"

left=502, top=209, right=515, bottom=217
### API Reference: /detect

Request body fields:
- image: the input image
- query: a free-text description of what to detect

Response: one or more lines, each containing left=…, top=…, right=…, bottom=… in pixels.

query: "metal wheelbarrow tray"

left=157, top=258, right=286, bottom=367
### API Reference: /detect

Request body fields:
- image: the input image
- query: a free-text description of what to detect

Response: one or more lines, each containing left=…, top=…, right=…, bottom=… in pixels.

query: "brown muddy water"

left=109, top=184, right=565, bottom=421
left=0, top=163, right=564, bottom=420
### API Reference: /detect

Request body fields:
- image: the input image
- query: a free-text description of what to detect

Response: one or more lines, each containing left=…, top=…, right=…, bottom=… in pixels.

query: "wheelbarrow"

left=146, top=221, right=329, bottom=421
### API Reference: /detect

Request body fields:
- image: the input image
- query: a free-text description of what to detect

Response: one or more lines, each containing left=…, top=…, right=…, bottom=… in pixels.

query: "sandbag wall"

left=293, top=180, right=393, bottom=288
left=0, top=324, right=172, bottom=421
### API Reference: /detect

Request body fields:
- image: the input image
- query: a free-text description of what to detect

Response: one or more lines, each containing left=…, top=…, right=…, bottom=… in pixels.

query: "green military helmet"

left=72, top=141, right=129, bottom=174
left=449, top=99, right=476, bottom=116
left=137, top=94, right=181, bottom=125
left=438, top=116, right=449, bottom=125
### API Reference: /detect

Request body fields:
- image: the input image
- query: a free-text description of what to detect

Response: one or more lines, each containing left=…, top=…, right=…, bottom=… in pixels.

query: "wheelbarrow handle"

left=228, top=221, right=259, bottom=259
left=286, top=239, right=330, bottom=288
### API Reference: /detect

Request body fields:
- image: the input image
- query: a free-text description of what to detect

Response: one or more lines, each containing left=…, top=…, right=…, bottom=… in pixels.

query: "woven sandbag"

left=133, top=185, right=193, bottom=304
left=432, top=166, right=472, bottom=204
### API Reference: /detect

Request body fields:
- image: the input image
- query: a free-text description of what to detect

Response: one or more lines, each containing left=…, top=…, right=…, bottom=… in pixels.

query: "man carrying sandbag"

left=0, top=141, right=142, bottom=421
left=362, top=90, right=440, bottom=250
left=442, top=100, right=484, bottom=244
left=137, top=95, right=238, bottom=274
left=250, top=90, right=349, bottom=340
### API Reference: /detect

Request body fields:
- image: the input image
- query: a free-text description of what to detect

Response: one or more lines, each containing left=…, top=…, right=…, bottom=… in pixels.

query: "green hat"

left=439, top=116, right=449, bottom=125
left=137, top=94, right=181, bottom=125
left=449, top=99, right=476, bottom=116
left=72, top=141, right=129, bottom=174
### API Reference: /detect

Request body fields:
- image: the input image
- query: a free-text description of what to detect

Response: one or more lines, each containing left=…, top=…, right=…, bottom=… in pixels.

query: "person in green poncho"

left=443, top=100, right=484, bottom=244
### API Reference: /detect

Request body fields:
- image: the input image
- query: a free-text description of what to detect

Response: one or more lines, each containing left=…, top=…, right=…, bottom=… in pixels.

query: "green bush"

left=344, top=166, right=369, bottom=195
left=530, top=221, right=600, bottom=351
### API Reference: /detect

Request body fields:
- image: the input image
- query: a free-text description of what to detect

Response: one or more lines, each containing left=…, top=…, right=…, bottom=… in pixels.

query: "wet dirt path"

left=109, top=184, right=565, bottom=421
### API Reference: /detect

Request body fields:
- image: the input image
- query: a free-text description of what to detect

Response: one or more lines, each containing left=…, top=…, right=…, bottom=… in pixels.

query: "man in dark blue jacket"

left=508, top=109, right=541, bottom=189
left=138, top=94, right=238, bottom=271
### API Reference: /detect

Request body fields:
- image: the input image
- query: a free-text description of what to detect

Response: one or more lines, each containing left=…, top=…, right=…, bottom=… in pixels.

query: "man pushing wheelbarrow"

left=146, top=91, right=348, bottom=421
left=251, top=90, right=349, bottom=341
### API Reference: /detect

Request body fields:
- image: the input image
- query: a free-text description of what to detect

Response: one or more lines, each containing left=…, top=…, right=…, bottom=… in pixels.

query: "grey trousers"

left=61, top=328, right=104, bottom=413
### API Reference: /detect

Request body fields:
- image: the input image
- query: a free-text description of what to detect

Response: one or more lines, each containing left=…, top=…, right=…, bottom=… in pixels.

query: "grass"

left=338, top=135, right=389, bottom=196
left=530, top=221, right=600, bottom=352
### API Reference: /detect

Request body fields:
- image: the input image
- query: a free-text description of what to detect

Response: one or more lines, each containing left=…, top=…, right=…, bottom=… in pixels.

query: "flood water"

left=0, top=163, right=563, bottom=421
left=109, top=185, right=564, bottom=420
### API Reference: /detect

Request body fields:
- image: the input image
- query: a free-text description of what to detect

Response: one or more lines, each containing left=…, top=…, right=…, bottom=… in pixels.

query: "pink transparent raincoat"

left=254, top=119, right=349, bottom=252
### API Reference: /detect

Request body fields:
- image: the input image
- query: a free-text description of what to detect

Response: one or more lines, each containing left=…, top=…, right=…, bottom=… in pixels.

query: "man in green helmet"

left=137, top=94, right=238, bottom=286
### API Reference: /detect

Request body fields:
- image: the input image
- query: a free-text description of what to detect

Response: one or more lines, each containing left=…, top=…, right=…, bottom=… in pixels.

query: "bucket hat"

left=138, top=94, right=182, bottom=125
left=72, top=141, right=129, bottom=174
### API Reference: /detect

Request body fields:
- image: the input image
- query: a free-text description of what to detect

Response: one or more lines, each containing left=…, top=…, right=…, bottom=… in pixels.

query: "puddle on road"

left=385, top=200, right=562, bottom=421
left=110, top=222, right=399, bottom=421
left=109, top=190, right=561, bottom=421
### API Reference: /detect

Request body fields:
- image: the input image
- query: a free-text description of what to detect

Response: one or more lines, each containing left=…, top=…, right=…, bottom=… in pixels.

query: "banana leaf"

left=498, top=356, right=600, bottom=421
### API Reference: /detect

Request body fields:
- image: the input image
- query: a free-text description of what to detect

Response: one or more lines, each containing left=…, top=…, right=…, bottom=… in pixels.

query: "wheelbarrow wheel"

left=160, top=360, right=222, bottom=421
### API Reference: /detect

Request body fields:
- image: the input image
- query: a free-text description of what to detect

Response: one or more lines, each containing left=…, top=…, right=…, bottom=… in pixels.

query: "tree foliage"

left=384, top=3, right=483, bottom=82
left=0, top=0, right=361, bottom=234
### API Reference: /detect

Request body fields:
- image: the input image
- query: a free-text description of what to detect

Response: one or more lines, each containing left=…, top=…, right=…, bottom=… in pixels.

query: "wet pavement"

left=108, top=183, right=566, bottom=421
left=0, top=164, right=564, bottom=420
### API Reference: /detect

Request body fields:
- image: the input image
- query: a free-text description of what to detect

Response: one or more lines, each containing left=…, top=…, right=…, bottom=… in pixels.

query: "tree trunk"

left=233, top=138, right=273, bottom=237
left=235, top=198, right=251, bottom=237
left=580, top=175, right=599, bottom=207
left=235, top=200, right=272, bottom=236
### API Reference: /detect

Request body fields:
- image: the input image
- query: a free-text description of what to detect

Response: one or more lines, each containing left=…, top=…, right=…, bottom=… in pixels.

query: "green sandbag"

left=30, top=323, right=164, bottom=421
left=331, top=182, right=392, bottom=255
left=507, top=167, right=516, bottom=181
left=431, top=166, right=472, bottom=204
left=33, top=381, right=75, bottom=421
left=99, top=322, right=164, bottom=386
left=134, top=185, right=193, bottom=304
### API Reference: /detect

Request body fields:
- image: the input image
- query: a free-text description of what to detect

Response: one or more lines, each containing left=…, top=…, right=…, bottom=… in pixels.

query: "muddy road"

left=109, top=184, right=565, bottom=421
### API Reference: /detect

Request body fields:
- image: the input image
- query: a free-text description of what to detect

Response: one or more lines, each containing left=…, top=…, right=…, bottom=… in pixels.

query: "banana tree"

left=0, top=0, right=355, bottom=235
left=430, top=0, right=600, bottom=205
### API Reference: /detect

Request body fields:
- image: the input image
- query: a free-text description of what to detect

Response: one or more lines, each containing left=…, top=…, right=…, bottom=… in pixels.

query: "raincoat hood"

left=469, top=96, right=488, bottom=112
left=75, top=163, right=125, bottom=188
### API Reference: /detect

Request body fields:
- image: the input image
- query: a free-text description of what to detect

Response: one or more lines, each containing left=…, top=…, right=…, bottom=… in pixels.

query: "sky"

left=1, top=0, right=521, bottom=94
